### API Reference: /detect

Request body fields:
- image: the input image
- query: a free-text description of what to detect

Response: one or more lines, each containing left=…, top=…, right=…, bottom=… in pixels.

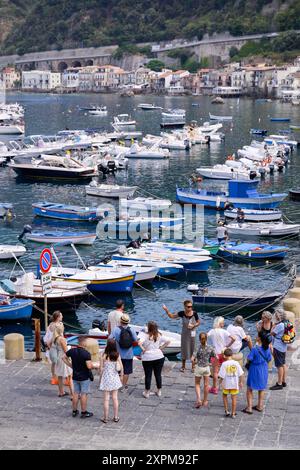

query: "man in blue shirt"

left=110, top=314, right=144, bottom=391
left=270, top=310, right=288, bottom=391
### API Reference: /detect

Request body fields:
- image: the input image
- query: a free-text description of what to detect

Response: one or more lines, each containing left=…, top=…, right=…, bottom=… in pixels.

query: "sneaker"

left=282, top=382, right=287, bottom=388
left=209, top=387, right=219, bottom=395
left=120, top=385, right=128, bottom=393
left=143, top=391, right=150, bottom=399
left=225, top=411, right=230, bottom=417
left=80, top=411, right=93, bottom=419
left=269, top=383, right=283, bottom=391
left=72, top=410, right=79, bottom=418
left=156, top=390, right=162, bottom=397
left=231, top=414, right=237, bottom=419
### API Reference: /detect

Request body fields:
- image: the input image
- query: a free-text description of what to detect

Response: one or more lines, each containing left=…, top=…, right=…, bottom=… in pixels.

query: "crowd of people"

left=43, top=300, right=293, bottom=422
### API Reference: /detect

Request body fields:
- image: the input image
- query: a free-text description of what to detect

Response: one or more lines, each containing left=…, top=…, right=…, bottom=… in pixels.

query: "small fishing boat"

left=189, top=287, right=282, bottom=311
left=137, top=104, right=162, bottom=110
left=85, top=181, right=137, bottom=198
left=67, top=325, right=181, bottom=357
left=142, top=241, right=211, bottom=257
left=196, top=165, right=255, bottom=181
left=89, top=106, right=107, bottom=115
left=250, top=129, right=268, bottom=136
left=209, top=113, right=233, bottom=121
left=0, top=245, right=26, bottom=260
left=224, top=208, right=282, bottom=222
left=289, top=189, right=300, bottom=201
left=113, top=248, right=212, bottom=272
left=176, top=180, right=287, bottom=210
left=226, top=222, right=300, bottom=237
left=217, top=242, right=289, bottom=261
left=102, top=216, right=184, bottom=232
left=270, top=118, right=290, bottom=122
left=120, top=197, right=172, bottom=211
left=0, top=298, right=35, bottom=322
left=21, top=228, right=96, bottom=245
left=1, top=273, right=88, bottom=314
left=32, top=203, right=99, bottom=222
left=111, top=255, right=184, bottom=277
left=112, top=114, right=136, bottom=129
left=51, top=267, right=135, bottom=294
left=290, top=125, right=300, bottom=131
left=95, top=262, right=159, bottom=282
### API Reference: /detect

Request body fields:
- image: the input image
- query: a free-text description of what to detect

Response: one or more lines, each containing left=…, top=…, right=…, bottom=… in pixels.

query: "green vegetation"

left=0, top=1, right=300, bottom=55
left=147, top=59, right=166, bottom=72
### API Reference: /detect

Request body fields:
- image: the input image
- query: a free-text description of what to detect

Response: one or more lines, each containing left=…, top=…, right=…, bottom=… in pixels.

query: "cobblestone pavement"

left=0, top=346, right=300, bottom=450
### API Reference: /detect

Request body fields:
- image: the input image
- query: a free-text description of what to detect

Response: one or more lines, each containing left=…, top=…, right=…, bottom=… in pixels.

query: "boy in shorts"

left=219, top=348, right=244, bottom=418
left=192, top=332, right=216, bottom=408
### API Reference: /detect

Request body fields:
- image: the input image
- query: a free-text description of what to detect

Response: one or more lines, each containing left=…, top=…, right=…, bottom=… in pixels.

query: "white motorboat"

left=112, top=114, right=136, bottom=129
left=89, top=106, right=108, bottom=116
left=124, top=143, right=169, bottom=159
left=160, top=133, right=191, bottom=150
left=209, top=113, right=233, bottom=121
left=95, top=262, right=159, bottom=282
left=162, top=109, right=186, bottom=119
left=0, top=245, right=26, bottom=260
left=226, top=222, right=300, bottom=237
left=224, top=208, right=282, bottom=222
left=120, top=197, right=172, bottom=210
left=85, top=181, right=137, bottom=198
left=0, top=113, right=24, bottom=135
left=196, top=164, right=255, bottom=180
left=137, top=104, right=162, bottom=110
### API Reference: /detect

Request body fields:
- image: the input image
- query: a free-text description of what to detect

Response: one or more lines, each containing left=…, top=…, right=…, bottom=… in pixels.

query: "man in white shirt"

left=108, top=300, right=125, bottom=334
left=227, top=316, right=252, bottom=354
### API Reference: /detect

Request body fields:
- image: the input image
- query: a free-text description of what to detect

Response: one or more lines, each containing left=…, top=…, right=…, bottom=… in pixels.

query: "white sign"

left=41, top=273, right=51, bottom=286
left=42, top=282, right=52, bottom=295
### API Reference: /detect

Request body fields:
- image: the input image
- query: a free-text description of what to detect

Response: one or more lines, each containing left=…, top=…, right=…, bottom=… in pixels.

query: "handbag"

left=88, top=370, right=94, bottom=382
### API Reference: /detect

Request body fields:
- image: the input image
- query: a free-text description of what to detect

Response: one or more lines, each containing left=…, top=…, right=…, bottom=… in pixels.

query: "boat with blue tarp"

left=0, top=298, right=35, bottom=322
left=176, top=180, right=287, bottom=210
left=217, top=241, right=289, bottom=261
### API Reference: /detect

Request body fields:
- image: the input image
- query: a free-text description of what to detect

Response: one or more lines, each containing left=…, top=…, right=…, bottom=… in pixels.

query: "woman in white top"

left=207, top=317, right=235, bottom=395
left=140, top=321, right=170, bottom=399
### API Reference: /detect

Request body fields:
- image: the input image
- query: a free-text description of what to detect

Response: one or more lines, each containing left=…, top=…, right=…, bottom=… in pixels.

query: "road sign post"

left=39, top=249, right=53, bottom=330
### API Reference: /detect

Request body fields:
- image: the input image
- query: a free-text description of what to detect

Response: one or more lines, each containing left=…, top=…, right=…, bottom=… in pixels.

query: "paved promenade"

left=0, top=343, right=300, bottom=450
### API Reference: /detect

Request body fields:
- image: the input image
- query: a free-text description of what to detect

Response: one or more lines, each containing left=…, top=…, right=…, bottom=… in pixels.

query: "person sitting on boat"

left=236, top=207, right=245, bottom=226
left=224, top=200, right=234, bottom=211
left=216, top=222, right=228, bottom=245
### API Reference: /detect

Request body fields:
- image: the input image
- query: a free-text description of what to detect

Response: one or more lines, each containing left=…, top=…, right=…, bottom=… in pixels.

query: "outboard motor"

left=249, top=170, right=257, bottom=180
left=18, top=225, right=32, bottom=242
left=107, top=161, right=117, bottom=174
left=269, top=164, right=275, bottom=174
left=98, top=163, right=109, bottom=177
left=258, top=168, right=266, bottom=178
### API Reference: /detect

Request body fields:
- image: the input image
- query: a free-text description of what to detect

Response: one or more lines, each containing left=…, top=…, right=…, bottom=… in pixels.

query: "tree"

left=147, top=59, right=166, bottom=71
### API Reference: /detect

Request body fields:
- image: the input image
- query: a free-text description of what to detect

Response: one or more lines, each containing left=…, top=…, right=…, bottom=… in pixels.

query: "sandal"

left=180, top=367, right=185, bottom=373
left=242, top=408, right=253, bottom=415
left=113, top=417, right=120, bottom=423
left=195, top=401, right=202, bottom=409
left=101, top=418, right=108, bottom=424
left=253, top=406, right=263, bottom=412
left=58, top=392, right=69, bottom=397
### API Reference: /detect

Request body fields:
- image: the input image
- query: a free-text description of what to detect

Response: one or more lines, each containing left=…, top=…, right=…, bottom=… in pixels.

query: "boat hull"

left=10, top=166, right=96, bottom=181
left=192, top=290, right=282, bottom=310
left=26, top=233, right=96, bottom=245
left=32, top=204, right=98, bottom=222
left=224, top=209, right=282, bottom=222
left=0, top=299, right=34, bottom=322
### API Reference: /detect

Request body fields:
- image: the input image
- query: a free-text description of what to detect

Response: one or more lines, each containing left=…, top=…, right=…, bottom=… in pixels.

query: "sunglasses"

left=186, top=305, right=193, bottom=309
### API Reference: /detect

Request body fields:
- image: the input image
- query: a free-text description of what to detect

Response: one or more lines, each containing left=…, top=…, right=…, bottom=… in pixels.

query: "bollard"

left=4, top=333, right=24, bottom=360
left=283, top=298, right=300, bottom=318
left=294, top=277, right=300, bottom=288
left=287, top=288, right=300, bottom=300
left=33, top=318, right=42, bottom=362
left=232, top=352, right=244, bottom=368
left=85, top=338, right=99, bottom=363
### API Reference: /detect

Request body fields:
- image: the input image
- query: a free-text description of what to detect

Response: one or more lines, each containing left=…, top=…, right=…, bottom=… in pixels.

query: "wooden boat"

left=226, top=222, right=300, bottom=237
left=111, top=256, right=184, bottom=277
left=24, top=230, right=96, bottom=245
left=209, top=113, right=233, bottom=121
left=141, top=242, right=211, bottom=258
left=95, top=262, right=159, bottom=282
left=66, top=324, right=181, bottom=357
left=0, top=245, right=26, bottom=260
left=85, top=182, right=137, bottom=198
left=102, top=216, right=184, bottom=232
left=32, top=203, right=99, bottom=222
left=224, top=208, right=282, bottom=222
left=289, top=189, right=300, bottom=201
left=217, top=242, right=289, bottom=261
left=176, top=180, right=287, bottom=210
left=0, top=298, right=34, bottom=322
left=50, top=267, right=135, bottom=294
left=190, top=287, right=282, bottom=311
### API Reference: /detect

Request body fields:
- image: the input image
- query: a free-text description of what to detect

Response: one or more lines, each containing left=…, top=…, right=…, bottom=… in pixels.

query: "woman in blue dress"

left=242, top=332, right=272, bottom=414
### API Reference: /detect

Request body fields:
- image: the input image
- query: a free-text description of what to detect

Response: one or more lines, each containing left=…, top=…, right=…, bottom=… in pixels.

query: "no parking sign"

left=39, top=248, right=52, bottom=274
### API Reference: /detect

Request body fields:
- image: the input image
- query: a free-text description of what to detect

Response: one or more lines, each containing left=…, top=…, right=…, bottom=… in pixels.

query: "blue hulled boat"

left=32, top=203, right=99, bottom=222
left=0, top=298, right=34, bottom=322
left=176, top=180, right=287, bottom=210
left=218, top=241, right=289, bottom=261
left=270, top=118, right=290, bottom=122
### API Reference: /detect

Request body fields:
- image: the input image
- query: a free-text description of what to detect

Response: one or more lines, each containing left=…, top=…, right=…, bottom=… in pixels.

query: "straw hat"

left=120, top=314, right=130, bottom=325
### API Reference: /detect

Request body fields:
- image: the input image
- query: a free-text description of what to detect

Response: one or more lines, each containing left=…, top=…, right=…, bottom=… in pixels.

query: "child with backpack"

left=109, top=314, right=144, bottom=392
left=270, top=310, right=295, bottom=391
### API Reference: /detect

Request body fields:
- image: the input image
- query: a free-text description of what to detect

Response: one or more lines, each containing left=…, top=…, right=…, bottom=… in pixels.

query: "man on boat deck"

left=224, top=200, right=234, bottom=211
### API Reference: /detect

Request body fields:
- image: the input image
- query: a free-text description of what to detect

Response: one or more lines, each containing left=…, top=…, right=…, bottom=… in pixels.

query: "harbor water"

left=1, top=92, right=300, bottom=349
